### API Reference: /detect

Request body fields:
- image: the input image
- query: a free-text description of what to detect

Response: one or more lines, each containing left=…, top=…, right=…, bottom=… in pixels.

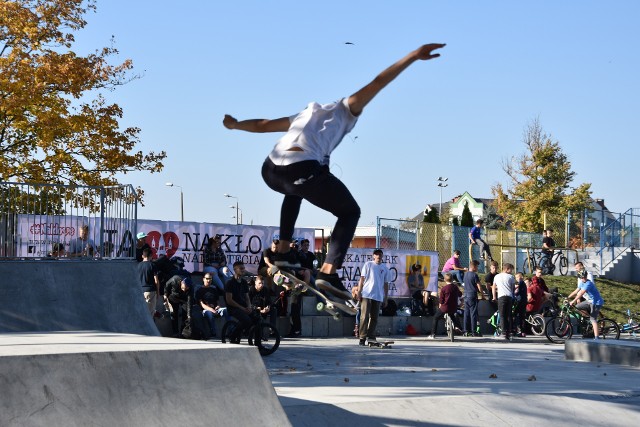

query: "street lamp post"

left=165, top=182, right=184, bottom=222
left=229, top=206, right=243, bottom=224
left=224, top=193, right=240, bottom=225
left=437, top=177, right=448, bottom=218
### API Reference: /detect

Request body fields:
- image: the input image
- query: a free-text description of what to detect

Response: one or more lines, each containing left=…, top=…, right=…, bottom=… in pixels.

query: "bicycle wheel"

left=530, top=314, right=545, bottom=336
left=558, top=255, right=568, bottom=276
left=221, top=320, right=241, bottom=344
left=446, top=315, right=455, bottom=342
left=598, top=318, right=621, bottom=340
left=253, top=323, right=281, bottom=356
left=545, top=316, right=573, bottom=344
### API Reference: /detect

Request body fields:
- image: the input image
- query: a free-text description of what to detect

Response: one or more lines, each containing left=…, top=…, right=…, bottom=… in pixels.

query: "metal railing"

left=0, top=182, right=138, bottom=259
left=597, top=208, right=640, bottom=273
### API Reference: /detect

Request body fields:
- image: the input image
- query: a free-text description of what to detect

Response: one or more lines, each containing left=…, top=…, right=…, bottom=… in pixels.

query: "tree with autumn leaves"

left=492, top=119, right=591, bottom=232
left=0, top=0, right=164, bottom=201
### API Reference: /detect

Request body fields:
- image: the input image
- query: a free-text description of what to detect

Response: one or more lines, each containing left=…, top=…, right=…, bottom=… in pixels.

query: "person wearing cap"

left=354, top=249, right=391, bottom=346
left=164, top=274, right=194, bottom=338
left=135, top=231, right=150, bottom=262
left=138, top=247, right=160, bottom=316
left=570, top=269, right=605, bottom=339
left=568, top=262, right=595, bottom=304
left=223, top=43, right=446, bottom=298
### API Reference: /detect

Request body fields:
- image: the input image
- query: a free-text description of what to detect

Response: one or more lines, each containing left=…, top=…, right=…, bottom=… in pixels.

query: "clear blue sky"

left=73, top=0, right=639, bottom=227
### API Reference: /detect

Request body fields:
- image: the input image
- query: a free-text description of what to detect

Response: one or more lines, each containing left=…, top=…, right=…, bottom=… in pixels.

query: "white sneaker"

left=426, top=335, right=435, bottom=340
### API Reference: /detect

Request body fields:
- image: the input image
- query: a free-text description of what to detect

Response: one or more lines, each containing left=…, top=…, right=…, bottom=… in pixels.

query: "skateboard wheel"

left=316, top=302, right=325, bottom=311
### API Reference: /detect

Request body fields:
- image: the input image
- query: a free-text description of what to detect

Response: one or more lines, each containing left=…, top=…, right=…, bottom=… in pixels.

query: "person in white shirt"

left=492, top=263, right=516, bottom=341
left=223, top=43, right=445, bottom=299
left=355, top=249, right=391, bottom=346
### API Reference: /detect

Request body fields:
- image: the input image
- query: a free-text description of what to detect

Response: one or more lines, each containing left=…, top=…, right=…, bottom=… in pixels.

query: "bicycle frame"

left=621, top=309, right=640, bottom=336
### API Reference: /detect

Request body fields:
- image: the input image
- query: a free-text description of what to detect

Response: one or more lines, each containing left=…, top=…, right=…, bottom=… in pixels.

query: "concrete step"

left=565, top=339, right=640, bottom=368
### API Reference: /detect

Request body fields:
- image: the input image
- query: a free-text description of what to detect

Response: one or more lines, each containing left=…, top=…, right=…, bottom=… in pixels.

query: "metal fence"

left=376, top=217, right=419, bottom=251
left=0, top=182, right=138, bottom=259
left=379, top=219, right=578, bottom=275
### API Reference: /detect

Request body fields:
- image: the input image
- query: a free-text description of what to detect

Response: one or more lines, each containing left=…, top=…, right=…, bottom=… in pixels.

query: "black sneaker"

left=316, top=272, right=350, bottom=299
left=358, top=338, right=366, bottom=346
left=286, top=330, right=301, bottom=338
left=273, top=251, right=301, bottom=268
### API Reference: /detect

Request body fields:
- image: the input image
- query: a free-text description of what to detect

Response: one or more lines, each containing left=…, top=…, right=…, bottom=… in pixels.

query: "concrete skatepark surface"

left=263, top=336, right=640, bottom=427
left=2, top=260, right=638, bottom=426
left=0, top=332, right=291, bottom=427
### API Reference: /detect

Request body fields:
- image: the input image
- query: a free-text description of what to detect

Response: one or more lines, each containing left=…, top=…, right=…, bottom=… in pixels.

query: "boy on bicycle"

left=427, top=273, right=462, bottom=339
left=570, top=270, right=605, bottom=340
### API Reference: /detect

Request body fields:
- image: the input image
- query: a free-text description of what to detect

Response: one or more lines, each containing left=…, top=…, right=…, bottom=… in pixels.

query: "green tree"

left=460, top=202, right=474, bottom=227
left=422, top=206, right=440, bottom=224
left=0, top=0, right=165, bottom=201
left=492, top=119, right=591, bottom=231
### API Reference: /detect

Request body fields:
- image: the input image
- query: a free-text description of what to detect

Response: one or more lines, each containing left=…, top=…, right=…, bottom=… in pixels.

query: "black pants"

left=168, top=300, right=189, bottom=335
left=228, top=307, right=254, bottom=339
left=262, top=158, right=360, bottom=268
left=289, top=296, right=301, bottom=334
left=497, top=296, right=513, bottom=337
left=431, top=308, right=461, bottom=336
left=514, top=300, right=526, bottom=333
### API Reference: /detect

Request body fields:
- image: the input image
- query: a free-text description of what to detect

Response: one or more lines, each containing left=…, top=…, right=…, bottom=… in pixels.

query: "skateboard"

left=368, top=340, right=394, bottom=348
left=272, top=269, right=357, bottom=320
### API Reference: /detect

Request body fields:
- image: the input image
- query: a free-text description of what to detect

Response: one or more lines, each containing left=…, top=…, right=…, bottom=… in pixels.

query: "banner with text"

left=16, top=214, right=313, bottom=274
left=338, top=248, right=439, bottom=298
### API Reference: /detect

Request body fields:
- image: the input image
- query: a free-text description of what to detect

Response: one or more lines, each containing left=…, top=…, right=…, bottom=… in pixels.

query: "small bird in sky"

left=345, top=42, right=355, bottom=45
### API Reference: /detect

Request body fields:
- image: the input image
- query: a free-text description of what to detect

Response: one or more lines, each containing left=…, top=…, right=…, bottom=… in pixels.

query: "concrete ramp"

left=0, top=261, right=159, bottom=336
left=0, top=332, right=291, bottom=427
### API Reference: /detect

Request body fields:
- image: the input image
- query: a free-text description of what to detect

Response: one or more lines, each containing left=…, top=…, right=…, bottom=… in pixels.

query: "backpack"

left=381, top=299, right=397, bottom=316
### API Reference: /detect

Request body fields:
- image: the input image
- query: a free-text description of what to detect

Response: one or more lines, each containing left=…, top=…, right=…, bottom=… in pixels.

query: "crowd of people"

left=132, top=218, right=605, bottom=345
left=136, top=235, right=322, bottom=340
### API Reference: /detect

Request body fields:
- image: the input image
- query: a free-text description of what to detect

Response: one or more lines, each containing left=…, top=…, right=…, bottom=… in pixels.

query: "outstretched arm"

left=223, top=114, right=290, bottom=133
left=348, top=43, right=445, bottom=116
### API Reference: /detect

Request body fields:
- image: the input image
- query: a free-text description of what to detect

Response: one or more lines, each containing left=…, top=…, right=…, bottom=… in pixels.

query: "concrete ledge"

left=565, top=339, right=640, bottom=368
left=0, top=332, right=290, bottom=427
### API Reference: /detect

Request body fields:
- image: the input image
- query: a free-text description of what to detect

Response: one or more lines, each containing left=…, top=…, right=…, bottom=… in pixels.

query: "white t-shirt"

left=268, top=98, right=358, bottom=166
left=360, top=261, right=391, bottom=302
left=493, top=272, right=515, bottom=298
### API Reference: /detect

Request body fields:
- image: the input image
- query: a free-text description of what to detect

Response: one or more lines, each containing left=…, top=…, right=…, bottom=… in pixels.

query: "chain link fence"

left=377, top=207, right=638, bottom=277
left=376, top=217, right=419, bottom=251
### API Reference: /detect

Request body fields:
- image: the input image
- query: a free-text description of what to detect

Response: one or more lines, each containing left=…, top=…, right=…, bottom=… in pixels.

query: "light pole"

left=224, top=193, right=240, bottom=225
left=229, top=205, right=243, bottom=224
left=437, top=177, right=448, bottom=218
left=165, top=182, right=184, bottom=222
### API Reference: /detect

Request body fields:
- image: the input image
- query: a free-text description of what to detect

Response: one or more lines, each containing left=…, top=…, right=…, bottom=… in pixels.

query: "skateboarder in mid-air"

left=223, top=43, right=446, bottom=298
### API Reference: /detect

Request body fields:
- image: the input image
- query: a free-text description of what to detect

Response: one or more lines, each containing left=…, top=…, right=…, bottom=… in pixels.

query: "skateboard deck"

left=273, top=269, right=357, bottom=319
left=368, top=340, right=394, bottom=348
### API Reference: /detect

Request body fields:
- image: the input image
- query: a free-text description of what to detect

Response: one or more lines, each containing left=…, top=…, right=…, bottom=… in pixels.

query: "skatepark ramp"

left=0, top=260, right=159, bottom=336
left=2, top=261, right=291, bottom=425
left=0, top=332, right=291, bottom=427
